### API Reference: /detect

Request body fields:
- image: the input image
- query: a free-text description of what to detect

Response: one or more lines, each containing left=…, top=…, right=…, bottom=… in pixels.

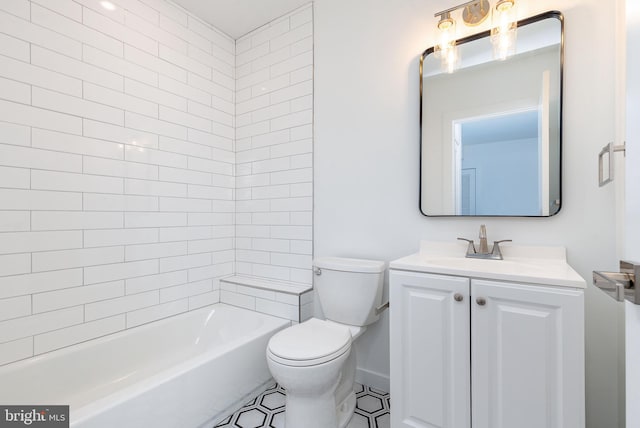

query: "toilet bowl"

left=266, top=257, right=386, bottom=428
left=266, top=319, right=355, bottom=428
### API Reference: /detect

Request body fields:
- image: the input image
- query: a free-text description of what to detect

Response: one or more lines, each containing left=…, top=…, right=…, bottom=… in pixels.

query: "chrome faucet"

left=478, top=224, right=489, bottom=254
left=458, top=225, right=512, bottom=260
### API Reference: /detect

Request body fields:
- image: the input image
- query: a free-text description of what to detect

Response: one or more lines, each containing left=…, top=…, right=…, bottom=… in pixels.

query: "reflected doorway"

left=453, top=109, right=545, bottom=216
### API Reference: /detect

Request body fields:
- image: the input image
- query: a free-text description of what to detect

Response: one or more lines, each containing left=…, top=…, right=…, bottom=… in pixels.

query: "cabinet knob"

left=476, top=297, right=487, bottom=306
left=454, top=293, right=464, bottom=302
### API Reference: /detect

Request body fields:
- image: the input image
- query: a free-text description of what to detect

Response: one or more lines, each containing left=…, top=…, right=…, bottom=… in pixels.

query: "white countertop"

left=390, top=241, right=586, bottom=289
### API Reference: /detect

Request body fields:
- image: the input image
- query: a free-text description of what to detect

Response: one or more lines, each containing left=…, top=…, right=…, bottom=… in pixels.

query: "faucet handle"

left=491, top=239, right=512, bottom=259
left=457, top=238, right=476, bottom=254
left=493, top=239, right=512, bottom=245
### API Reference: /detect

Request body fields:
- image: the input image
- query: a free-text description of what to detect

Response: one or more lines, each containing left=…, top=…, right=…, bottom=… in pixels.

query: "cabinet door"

left=390, top=270, right=470, bottom=428
left=471, top=280, right=584, bottom=428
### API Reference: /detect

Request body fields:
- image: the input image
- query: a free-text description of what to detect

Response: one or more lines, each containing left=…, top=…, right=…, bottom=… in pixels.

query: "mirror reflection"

left=420, top=12, right=563, bottom=217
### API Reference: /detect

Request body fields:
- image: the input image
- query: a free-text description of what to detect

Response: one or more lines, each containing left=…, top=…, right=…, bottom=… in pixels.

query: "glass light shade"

left=441, top=43, right=460, bottom=73
left=434, top=15, right=459, bottom=73
left=491, top=0, right=517, bottom=60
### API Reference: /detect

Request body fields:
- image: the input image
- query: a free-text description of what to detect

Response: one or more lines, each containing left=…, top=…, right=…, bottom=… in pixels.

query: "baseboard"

left=355, top=367, right=390, bottom=393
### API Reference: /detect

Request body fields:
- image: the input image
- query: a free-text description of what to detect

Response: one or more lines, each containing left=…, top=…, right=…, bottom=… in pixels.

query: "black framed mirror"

left=420, top=11, right=563, bottom=217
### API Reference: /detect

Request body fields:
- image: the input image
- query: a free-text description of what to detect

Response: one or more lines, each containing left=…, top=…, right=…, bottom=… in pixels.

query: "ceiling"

left=172, top=0, right=311, bottom=39
left=462, top=110, right=539, bottom=145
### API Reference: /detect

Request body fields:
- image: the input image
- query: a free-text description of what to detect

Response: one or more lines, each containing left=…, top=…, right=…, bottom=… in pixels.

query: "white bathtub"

left=0, top=304, right=290, bottom=428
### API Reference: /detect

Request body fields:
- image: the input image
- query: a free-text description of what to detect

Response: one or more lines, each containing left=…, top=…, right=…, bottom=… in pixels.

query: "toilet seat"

left=267, top=318, right=352, bottom=367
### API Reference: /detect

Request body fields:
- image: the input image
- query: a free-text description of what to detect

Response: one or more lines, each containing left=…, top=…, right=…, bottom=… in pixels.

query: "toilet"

left=266, top=257, right=386, bottom=428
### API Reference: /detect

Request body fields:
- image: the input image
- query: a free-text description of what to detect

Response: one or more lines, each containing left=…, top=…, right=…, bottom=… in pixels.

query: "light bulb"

left=491, top=0, right=517, bottom=60
left=434, top=12, right=459, bottom=73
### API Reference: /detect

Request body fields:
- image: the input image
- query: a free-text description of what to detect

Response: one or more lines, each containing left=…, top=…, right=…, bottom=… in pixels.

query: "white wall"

left=234, top=5, right=314, bottom=287
left=462, top=138, right=539, bottom=215
left=313, top=0, right=620, bottom=425
left=0, top=0, right=235, bottom=365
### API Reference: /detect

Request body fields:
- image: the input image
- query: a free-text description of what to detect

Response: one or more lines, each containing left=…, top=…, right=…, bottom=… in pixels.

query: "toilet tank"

left=314, top=257, right=386, bottom=327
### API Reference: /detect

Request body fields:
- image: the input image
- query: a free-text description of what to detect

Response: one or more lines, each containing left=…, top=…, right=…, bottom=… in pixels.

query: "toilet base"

left=282, top=388, right=356, bottom=428
left=337, top=391, right=356, bottom=428
left=284, top=386, right=340, bottom=428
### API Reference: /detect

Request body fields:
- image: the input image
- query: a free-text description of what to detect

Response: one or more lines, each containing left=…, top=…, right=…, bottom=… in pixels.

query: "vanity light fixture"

left=434, top=0, right=518, bottom=71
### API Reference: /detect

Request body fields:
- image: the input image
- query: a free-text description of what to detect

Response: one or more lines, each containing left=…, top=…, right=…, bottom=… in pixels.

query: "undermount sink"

left=389, top=241, right=585, bottom=289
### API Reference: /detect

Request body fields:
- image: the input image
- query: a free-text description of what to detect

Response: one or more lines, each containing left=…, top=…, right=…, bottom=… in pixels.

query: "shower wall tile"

left=0, top=0, right=234, bottom=365
left=0, top=269, right=83, bottom=300
left=126, top=298, right=189, bottom=328
left=0, top=0, right=314, bottom=366
left=31, top=46, right=124, bottom=91
left=0, top=32, right=30, bottom=62
left=220, top=289, right=256, bottom=311
left=85, top=291, right=160, bottom=321
left=0, top=122, right=30, bottom=147
left=188, top=290, right=220, bottom=310
left=0, top=189, right=82, bottom=211
left=0, top=296, right=31, bottom=322
left=160, top=279, right=212, bottom=303
left=234, top=4, right=314, bottom=287
left=0, top=10, right=82, bottom=58
left=255, top=298, right=298, bottom=320
left=0, top=211, right=30, bottom=233
left=32, top=281, right=125, bottom=314
left=32, top=246, right=125, bottom=272
left=0, top=338, right=33, bottom=367
left=0, top=306, right=84, bottom=344
left=125, top=270, right=188, bottom=295
left=33, top=315, right=126, bottom=355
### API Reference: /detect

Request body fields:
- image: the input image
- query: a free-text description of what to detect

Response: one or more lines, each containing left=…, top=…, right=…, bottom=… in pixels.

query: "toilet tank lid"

left=313, top=257, right=386, bottom=273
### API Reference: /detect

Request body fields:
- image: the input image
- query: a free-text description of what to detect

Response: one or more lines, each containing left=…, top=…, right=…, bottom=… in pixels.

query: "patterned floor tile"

left=214, top=383, right=390, bottom=428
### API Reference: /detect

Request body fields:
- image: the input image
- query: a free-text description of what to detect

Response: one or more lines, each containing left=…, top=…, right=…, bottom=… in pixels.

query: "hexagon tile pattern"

left=214, top=383, right=390, bottom=428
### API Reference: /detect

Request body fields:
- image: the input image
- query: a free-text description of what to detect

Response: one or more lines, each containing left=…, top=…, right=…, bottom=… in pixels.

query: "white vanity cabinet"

left=471, top=279, right=584, bottom=428
left=389, top=270, right=471, bottom=428
left=389, top=242, right=586, bottom=428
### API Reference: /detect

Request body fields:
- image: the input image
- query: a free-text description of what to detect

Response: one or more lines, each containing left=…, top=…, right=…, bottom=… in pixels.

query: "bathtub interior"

left=0, top=304, right=290, bottom=411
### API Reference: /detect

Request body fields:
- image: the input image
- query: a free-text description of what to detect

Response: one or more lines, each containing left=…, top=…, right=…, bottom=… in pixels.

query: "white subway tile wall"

left=234, top=5, right=313, bottom=286
left=0, top=0, right=237, bottom=365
